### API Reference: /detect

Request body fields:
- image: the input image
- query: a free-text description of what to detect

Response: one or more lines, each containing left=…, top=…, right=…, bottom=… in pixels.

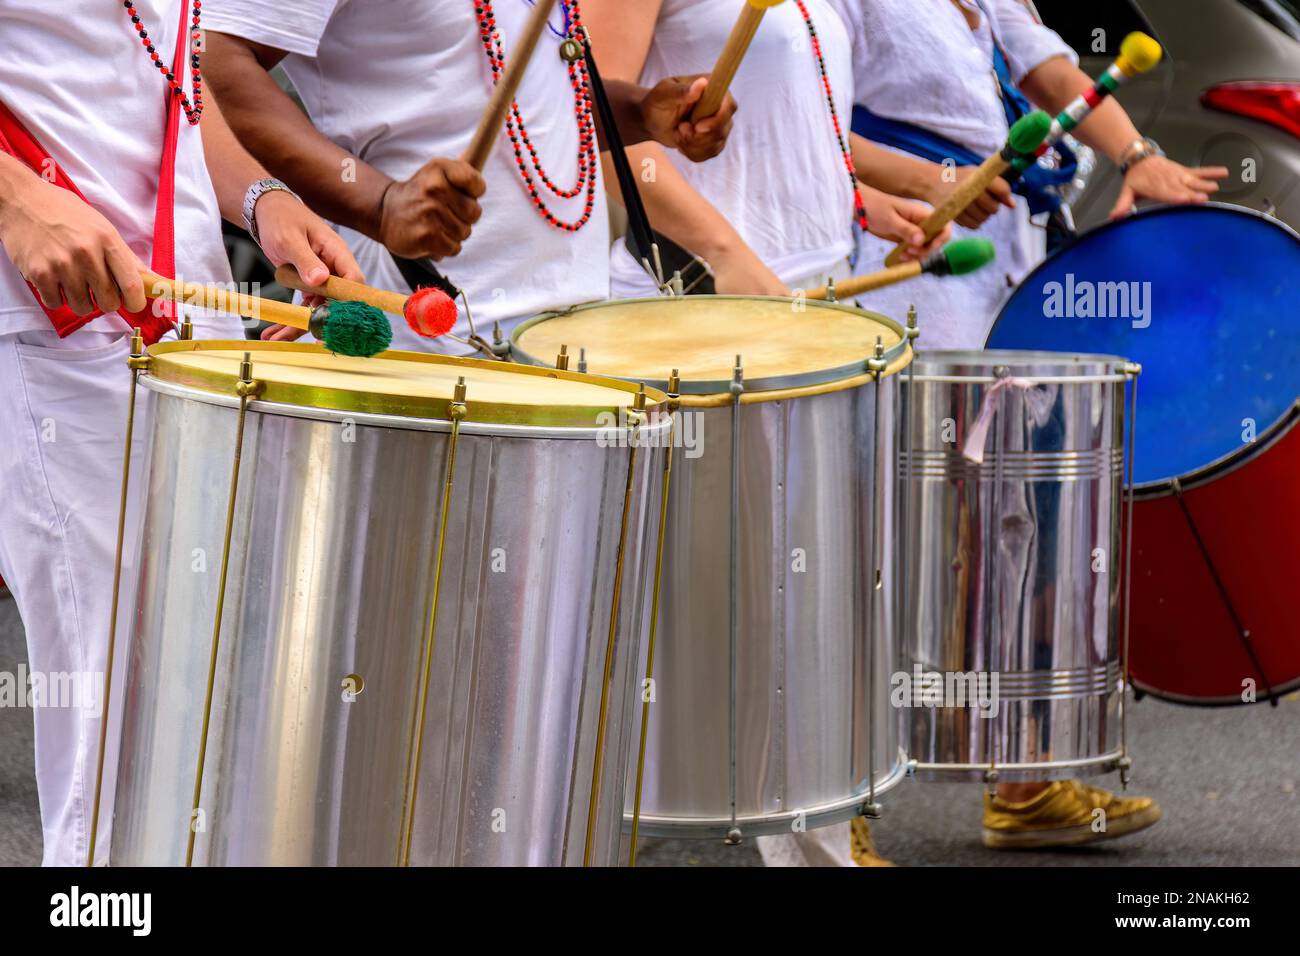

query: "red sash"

left=0, top=1, right=191, bottom=344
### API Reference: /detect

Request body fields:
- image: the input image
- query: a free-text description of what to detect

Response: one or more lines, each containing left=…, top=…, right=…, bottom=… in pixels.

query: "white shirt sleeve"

left=988, top=0, right=1078, bottom=84
left=203, top=0, right=347, bottom=57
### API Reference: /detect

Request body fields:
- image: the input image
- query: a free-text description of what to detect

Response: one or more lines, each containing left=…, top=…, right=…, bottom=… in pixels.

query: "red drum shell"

left=1129, top=409, right=1300, bottom=704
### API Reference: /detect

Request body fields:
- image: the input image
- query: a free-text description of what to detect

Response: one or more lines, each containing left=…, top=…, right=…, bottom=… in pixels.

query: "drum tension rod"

left=725, top=357, right=745, bottom=846
left=1170, top=477, right=1277, bottom=705
left=555, top=344, right=570, bottom=371
left=628, top=371, right=678, bottom=867
left=87, top=328, right=151, bottom=867
left=861, top=338, right=888, bottom=821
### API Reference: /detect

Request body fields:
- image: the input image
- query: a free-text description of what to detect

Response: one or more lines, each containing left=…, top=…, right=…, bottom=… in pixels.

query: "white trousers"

left=0, top=328, right=146, bottom=866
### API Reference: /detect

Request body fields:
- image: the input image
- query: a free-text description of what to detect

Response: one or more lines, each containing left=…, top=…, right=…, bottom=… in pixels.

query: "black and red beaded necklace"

left=474, top=0, right=598, bottom=233
left=123, top=0, right=205, bottom=125
left=793, top=0, right=868, bottom=231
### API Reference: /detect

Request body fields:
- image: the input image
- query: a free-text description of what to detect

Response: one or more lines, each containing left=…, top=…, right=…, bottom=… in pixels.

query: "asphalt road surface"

left=1, top=593, right=1295, bottom=867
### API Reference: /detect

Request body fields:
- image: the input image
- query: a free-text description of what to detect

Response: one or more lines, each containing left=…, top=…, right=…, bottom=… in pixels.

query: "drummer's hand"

left=710, top=246, right=790, bottom=297
left=260, top=323, right=307, bottom=342
left=1109, top=156, right=1228, bottom=219
left=253, top=190, right=366, bottom=312
left=642, top=75, right=737, bottom=163
left=860, top=185, right=951, bottom=261
left=0, top=173, right=148, bottom=316
left=927, top=166, right=1016, bottom=230
left=379, top=158, right=485, bottom=261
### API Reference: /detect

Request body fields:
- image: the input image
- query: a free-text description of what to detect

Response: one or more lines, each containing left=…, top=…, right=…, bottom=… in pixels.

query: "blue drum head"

left=987, top=204, right=1300, bottom=487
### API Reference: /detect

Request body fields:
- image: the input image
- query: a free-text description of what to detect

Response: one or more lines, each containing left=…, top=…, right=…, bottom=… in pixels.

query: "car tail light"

left=1201, top=82, right=1300, bottom=138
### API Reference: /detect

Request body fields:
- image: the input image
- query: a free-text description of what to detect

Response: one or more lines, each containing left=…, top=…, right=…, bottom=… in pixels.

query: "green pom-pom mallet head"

left=1007, top=110, right=1053, bottom=157
left=923, top=237, right=997, bottom=278
left=309, top=300, right=393, bottom=358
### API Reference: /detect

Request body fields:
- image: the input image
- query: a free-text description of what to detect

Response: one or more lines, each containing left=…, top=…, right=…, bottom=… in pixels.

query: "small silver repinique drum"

left=512, top=296, right=912, bottom=842
left=898, top=350, right=1137, bottom=782
left=109, top=340, right=669, bottom=866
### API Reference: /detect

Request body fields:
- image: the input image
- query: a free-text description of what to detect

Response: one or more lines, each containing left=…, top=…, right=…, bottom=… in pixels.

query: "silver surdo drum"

left=110, top=341, right=669, bottom=866
left=898, top=350, right=1135, bottom=781
left=512, top=297, right=912, bottom=841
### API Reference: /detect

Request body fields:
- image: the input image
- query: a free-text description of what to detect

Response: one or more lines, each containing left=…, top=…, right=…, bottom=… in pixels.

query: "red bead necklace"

left=474, top=0, right=598, bottom=233
left=794, top=0, right=868, bottom=231
left=123, top=0, right=204, bottom=125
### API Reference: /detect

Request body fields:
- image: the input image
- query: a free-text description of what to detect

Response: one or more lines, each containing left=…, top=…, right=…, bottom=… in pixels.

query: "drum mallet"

left=141, top=271, right=392, bottom=358
left=1005, top=32, right=1164, bottom=186
left=691, top=0, right=786, bottom=121
left=275, top=266, right=460, bottom=339
left=806, top=237, right=996, bottom=301
left=883, top=110, right=1052, bottom=267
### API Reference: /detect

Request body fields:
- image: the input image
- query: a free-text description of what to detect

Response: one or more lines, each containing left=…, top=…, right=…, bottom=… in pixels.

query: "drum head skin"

left=987, top=204, right=1300, bottom=488
left=145, top=340, right=667, bottom=428
left=512, top=296, right=909, bottom=396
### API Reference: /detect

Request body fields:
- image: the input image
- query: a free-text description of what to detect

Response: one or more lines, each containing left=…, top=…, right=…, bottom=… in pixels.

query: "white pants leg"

left=757, top=822, right=855, bottom=867
left=0, top=328, right=146, bottom=865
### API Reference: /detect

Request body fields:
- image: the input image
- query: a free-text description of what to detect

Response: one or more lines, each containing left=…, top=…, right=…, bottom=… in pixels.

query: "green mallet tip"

left=317, top=300, right=393, bottom=358
left=942, top=237, right=997, bottom=276
left=1008, top=110, right=1053, bottom=155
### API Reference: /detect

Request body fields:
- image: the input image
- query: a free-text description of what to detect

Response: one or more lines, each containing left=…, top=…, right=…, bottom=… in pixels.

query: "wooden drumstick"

left=691, top=0, right=786, bottom=122
left=462, top=0, right=560, bottom=170
left=882, top=110, right=1052, bottom=268
left=806, top=237, right=995, bottom=301
left=141, top=270, right=393, bottom=357
left=275, top=265, right=459, bottom=338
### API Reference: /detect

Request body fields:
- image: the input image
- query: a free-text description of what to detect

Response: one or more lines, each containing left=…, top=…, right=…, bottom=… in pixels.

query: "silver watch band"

left=242, top=178, right=299, bottom=246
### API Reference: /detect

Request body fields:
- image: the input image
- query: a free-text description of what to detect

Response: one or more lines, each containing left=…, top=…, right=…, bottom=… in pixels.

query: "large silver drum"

left=898, top=350, right=1132, bottom=781
left=513, top=297, right=912, bottom=841
left=110, top=341, right=669, bottom=866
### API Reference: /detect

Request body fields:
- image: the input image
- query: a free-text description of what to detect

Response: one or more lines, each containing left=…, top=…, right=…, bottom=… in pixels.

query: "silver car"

left=1030, top=0, right=1300, bottom=230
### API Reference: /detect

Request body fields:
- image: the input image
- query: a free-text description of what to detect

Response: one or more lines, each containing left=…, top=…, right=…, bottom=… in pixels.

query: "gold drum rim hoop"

left=510, top=296, right=913, bottom=405
left=143, top=340, right=670, bottom=427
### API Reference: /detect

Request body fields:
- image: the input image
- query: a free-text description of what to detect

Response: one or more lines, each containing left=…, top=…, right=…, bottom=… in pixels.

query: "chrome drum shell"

left=898, top=350, right=1127, bottom=782
left=110, top=375, right=667, bottom=866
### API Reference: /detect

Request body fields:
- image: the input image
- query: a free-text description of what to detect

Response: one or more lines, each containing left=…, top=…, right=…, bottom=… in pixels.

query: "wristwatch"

left=1119, top=136, right=1165, bottom=174
left=242, top=177, right=299, bottom=246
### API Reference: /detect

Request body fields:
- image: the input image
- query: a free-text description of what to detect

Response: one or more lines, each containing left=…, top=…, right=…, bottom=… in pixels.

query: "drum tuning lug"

left=449, top=376, right=468, bottom=420
left=1117, top=755, right=1133, bottom=788
left=724, top=827, right=743, bottom=846
left=179, top=317, right=194, bottom=341
left=730, top=356, right=745, bottom=396
left=577, top=347, right=587, bottom=374
left=993, top=365, right=1011, bottom=379
left=633, top=382, right=648, bottom=412
left=555, top=345, right=570, bottom=371
left=906, top=759, right=918, bottom=777
left=868, top=336, right=887, bottom=374
left=983, top=768, right=1000, bottom=787
left=492, top=320, right=503, bottom=346
left=825, top=277, right=837, bottom=303
left=1124, top=362, right=1142, bottom=377
left=861, top=801, right=883, bottom=820
left=667, top=369, right=681, bottom=400
left=235, top=353, right=264, bottom=398
left=905, top=305, right=920, bottom=342
left=126, top=327, right=151, bottom=371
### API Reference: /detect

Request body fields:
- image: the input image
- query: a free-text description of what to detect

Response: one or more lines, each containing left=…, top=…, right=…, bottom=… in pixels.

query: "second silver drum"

left=513, top=297, right=913, bottom=840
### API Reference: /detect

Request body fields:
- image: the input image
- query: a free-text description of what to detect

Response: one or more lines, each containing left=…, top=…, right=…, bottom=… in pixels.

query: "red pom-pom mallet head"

left=404, top=287, right=458, bottom=338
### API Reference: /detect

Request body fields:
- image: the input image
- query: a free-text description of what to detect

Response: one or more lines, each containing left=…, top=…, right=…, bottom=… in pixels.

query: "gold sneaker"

left=982, top=780, right=1162, bottom=849
left=850, top=817, right=896, bottom=866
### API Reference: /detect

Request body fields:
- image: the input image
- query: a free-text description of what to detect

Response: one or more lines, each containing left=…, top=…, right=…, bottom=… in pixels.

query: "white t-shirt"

left=829, top=0, right=1076, bottom=347
left=608, top=0, right=858, bottom=298
left=0, top=0, right=236, bottom=338
left=204, top=0, right=611, bottom=353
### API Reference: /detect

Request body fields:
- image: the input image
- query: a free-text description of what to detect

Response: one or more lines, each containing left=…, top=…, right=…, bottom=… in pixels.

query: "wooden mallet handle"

left=462, top=0, right=559, bottom=170
left=805, top=261, right=923, bottom=301
left=882, top=152, right=1010, bottom=268
left=275, top=265, right=409, bottom=317
left=691, top=0, right=785, bottom=122
left=141, top=270, right=313, bottom=331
